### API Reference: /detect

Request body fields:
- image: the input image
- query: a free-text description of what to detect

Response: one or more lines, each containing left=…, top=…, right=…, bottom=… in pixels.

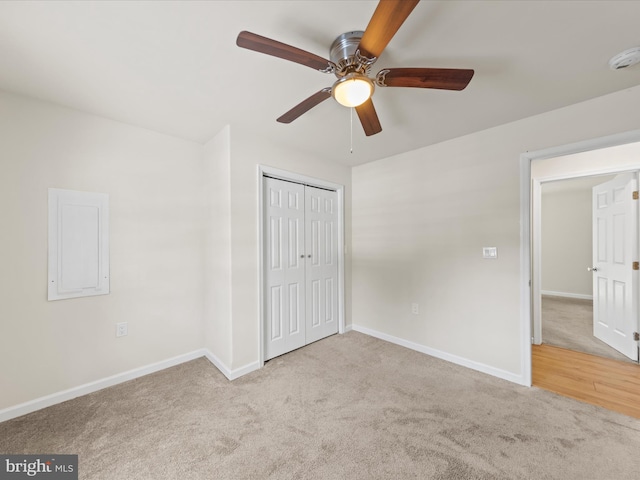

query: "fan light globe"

left=332, top=74, right=374, bottom=107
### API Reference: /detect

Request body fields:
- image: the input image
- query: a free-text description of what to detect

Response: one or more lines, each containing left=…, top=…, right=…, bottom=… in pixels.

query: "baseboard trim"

left=203, top=350, right=260, bottom=381
left=0, top=348, right=264, bottom=423
left=1, top=326, right=526, bottom=423
left=541, top=290, right=593, bottom=300
left=0, top=349, right=207, bottom=424
left=351, top=324, right=527, bottom=386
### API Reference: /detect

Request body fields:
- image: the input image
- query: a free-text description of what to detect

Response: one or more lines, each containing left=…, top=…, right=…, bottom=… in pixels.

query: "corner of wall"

left=203, top=125, right=233, bottom=368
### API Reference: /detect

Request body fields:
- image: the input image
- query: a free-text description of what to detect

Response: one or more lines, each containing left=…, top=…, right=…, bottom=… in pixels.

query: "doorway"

left=258, top=166, right=346, bottom=363
left=520, top=133, right=640, bottom=383
left=537, top=174, right=637, bottom=363
left=521, top=135, right=640, bottom=415
left=524, top=138, right=640, bottom=364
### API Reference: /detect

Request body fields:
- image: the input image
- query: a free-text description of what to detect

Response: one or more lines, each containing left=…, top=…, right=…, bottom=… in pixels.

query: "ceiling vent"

left=609, top=47, right=640, bottom=70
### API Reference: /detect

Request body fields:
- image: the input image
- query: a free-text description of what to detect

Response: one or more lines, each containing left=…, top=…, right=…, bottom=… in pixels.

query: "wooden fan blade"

left=277, top=89, right=332, bottom=124
left=237, top=31, right=332, bottom=72
left=358, top=0, right=420, bottom=59
left=355, top=98, right=382, bottom=136
left=377, top=67, right=474, bottom=90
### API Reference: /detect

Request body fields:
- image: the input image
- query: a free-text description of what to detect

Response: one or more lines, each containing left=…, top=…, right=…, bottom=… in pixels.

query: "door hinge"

left=634, top=332, right=640, bottom=341
left=633, top=191, right=639, bottom=200
left=634, top=261, right=639, bottom=271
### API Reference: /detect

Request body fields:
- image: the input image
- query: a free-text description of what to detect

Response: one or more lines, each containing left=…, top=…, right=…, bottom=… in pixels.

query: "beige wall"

left=541, top=186, right=593, bottom=297
left=0, top=92, right=204, bottom=411
left=352, top=85, right=640, bottom=379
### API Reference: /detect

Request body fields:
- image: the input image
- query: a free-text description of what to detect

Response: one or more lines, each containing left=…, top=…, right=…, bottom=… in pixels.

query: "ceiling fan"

left=236, top=0, right=474, bottom=136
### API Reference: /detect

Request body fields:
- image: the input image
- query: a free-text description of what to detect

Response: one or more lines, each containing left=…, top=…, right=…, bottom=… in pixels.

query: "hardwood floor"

left=532, top=344, right=640, bottom=419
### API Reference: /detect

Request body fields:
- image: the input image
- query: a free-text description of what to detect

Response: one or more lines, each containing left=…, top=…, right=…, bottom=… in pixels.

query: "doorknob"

left=588, top=267, right=598, bottom=272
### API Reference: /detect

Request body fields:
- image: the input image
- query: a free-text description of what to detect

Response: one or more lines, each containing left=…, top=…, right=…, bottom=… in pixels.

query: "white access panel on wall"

left=48, top=188, right=110, bottom=301
left=263, top=177, right=339, bottom=360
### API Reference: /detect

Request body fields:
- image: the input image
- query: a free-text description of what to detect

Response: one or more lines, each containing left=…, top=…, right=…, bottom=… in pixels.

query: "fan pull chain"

left=350, top=107, right=353, bottom=154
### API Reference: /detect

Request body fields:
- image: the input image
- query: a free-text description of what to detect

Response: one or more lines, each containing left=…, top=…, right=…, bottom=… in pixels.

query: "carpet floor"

left=541, top=295, right=634, bottom=363
left=2, top=331, right=640, bottom=479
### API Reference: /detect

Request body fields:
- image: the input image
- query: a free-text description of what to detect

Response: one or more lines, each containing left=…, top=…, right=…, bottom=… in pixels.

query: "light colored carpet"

left=2, top=331, right=640, bottom=479
left=541, top=295, right=635, bottom=363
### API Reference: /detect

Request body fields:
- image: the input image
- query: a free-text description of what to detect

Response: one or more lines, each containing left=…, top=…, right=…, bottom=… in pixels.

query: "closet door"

left=264, top=177, right=306, bottom=360
left=305, top=186, right=339, bottom=344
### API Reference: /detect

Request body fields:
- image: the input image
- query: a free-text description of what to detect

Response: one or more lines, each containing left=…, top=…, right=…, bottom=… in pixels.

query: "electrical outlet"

left=411, top=303, right=419, bottom=315
left=116, top=322, right=128, bottom=337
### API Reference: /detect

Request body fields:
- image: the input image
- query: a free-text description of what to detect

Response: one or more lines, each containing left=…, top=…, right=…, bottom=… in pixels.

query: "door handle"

left=588, top=267, right=598, bottom=272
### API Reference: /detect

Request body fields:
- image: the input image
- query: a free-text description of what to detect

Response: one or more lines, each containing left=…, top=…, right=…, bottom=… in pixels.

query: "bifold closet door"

left=264, top=177, right=306, bottom=360
left=304, top=186, right=339, bottom=344
left=264, top=178, right=339, bottom=361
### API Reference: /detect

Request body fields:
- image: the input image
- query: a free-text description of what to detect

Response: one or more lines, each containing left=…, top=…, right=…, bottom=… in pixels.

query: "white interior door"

left=305, top=186, right=339, bottom=344
left=264, top=178, right=340, bottom=360
left=592, top=172, right=639, bottom=361
left=264, top=177, right=306, bottom=360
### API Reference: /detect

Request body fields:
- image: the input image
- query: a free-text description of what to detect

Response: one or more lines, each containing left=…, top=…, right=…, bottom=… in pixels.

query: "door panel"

left=288, top=283, right=299, bottom=335
left=264, top=178, right=306, bottom=360
left=305, top=186, right=339, bottom=344
left=270, top=285, right=282, bottom=341
left=325, top=277, right=335, bottom=323
left=592, top=173, right=638, bottom=360
left=311, top=279, right=320, bottom=327
left=612, top=280, right=625, bottom=333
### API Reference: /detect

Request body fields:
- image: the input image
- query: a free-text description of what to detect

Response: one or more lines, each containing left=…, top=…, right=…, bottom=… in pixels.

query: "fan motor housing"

left=330, top=31, right=372, bottom=77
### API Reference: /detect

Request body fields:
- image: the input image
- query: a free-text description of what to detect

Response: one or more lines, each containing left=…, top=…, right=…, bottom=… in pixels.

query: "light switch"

left=483, top=247, right=498, bottom=259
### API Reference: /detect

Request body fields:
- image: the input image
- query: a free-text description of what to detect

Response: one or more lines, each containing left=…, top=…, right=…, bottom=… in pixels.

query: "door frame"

left=519, top=129, right=640, bottom=386
left=532, top=169, right=639, bottom=346
left=257, top=165, right=346, bottom=366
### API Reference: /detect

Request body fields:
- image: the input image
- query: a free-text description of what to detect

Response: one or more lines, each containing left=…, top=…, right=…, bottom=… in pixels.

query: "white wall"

left=0, top=91, right=351, bottom=413
left=4, top=79, right=640, bottom=414
left=352, top=85, right=640, bottom=380
left=532, top=141, right=640, bottom=178
left=540, top=185, right=593, bottom=297
left=203, top=126, right=232, bottom=367
left=0, top=92, right=204, bottom=411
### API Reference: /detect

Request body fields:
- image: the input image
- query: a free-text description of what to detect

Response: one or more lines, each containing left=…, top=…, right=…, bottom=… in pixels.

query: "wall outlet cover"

left=483, top=247, right=498, bottom=259
left=116, top=322, right=128, bottom=337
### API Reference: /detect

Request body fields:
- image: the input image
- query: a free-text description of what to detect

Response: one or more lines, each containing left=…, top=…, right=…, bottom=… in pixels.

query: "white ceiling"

left=0, top=1, right=639, bottom=166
